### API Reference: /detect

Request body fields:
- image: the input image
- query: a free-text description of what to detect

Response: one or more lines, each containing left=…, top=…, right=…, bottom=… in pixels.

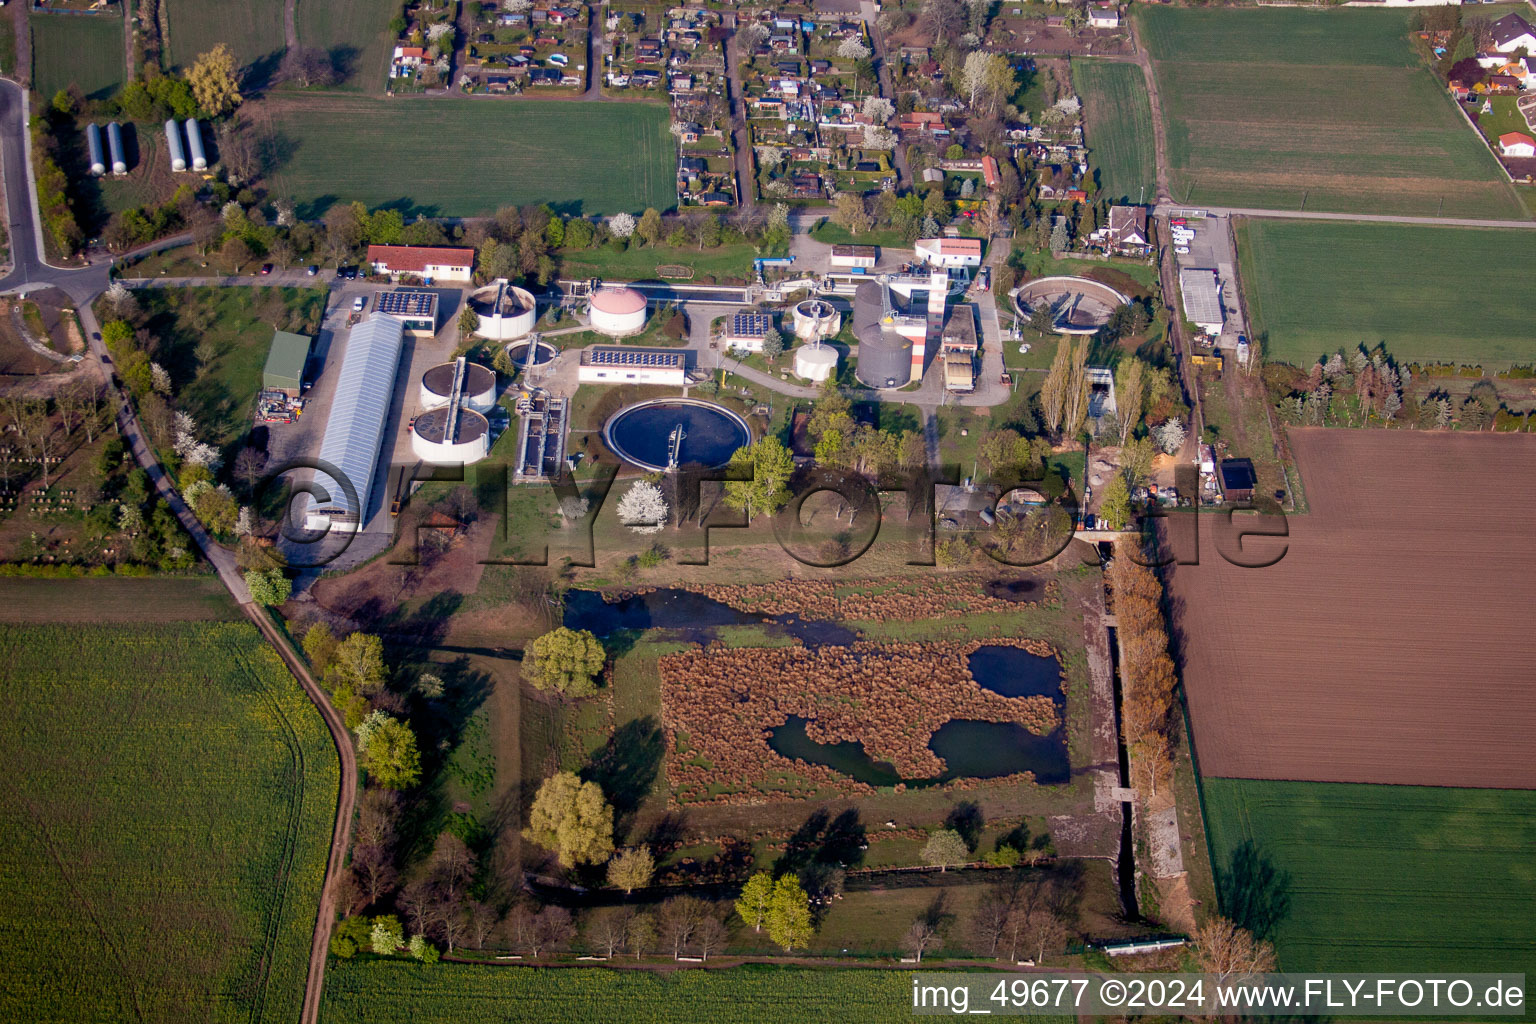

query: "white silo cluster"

left=163, top=119, right=206, bottom=173
left=411, top=357, right=495, bottom=465
left=790, top=298, right=841, bottom=342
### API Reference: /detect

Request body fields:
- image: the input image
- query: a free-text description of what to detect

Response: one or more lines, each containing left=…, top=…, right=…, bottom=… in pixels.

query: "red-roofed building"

left=915, top=237, right=984, bottom=268
left=981, top=155, right=1000, bottom=190
left=1499, top=132, right=1536, bottom=158
left=367, top=245, right=476, bottom=282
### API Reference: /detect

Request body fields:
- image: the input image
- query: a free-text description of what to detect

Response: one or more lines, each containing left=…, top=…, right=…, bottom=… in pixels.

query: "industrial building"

left=1178, top=268, right=1224, bottom=336
left=851, top=281, right=915, bottom=389
left=790, top=298, right=841, bottom=341
left=829, top=244, right=877, bottom=269
left=367, top=245, right=475, bottom=282
left=411, top=359, right=493, bottom=465
left=420, top=360, right=497, bottom=413
left=578, top=346, right=688, bottom=386
left=304, top=316, right=405, bottom=532
left=262, top=330, right=312, bottom=397
left=940, top=306, right=977, bottom=393
left=915, top=237, right=983, bottom=268
left=372, top=289, right=439, bottom=336
left=469, top=279, right=538, bottom=341
left=587, top=286, right=649, bottom=336
left=721, top=311, right=774, bottom=352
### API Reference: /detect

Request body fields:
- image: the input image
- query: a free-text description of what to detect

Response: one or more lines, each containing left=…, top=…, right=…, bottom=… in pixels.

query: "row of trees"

left=1108, top=543, right=1178, bottom=801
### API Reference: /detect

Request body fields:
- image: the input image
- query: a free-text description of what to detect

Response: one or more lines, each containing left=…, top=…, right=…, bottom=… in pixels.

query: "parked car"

left=353, top=296, right=367, bottom=312
left=260, top=264, right=273, bottom=275
left=1174, top=245, right=1190, bottom=255
left=338, top=265, right=358, bottom=280
left=1171, top=217, right=1186, bottom=226
left=307, top=265, right=319, bottom=276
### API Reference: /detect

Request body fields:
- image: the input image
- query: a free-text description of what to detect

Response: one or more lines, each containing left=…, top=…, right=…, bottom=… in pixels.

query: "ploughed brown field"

left=1166, top=428, right=1536, bottom=788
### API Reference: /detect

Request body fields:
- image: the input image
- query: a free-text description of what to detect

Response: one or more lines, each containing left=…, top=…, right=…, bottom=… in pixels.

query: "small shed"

left=263, top=330, right=312, bottom=397
left=1219, top=458, right=1256, bottom=503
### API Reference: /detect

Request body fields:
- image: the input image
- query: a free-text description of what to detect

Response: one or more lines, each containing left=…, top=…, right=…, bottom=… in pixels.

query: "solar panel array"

left=375, top=290, right=437, bottom=316
left=729, top=312, right=772, bottom=337
left=587, top=347, right=683, bottom=368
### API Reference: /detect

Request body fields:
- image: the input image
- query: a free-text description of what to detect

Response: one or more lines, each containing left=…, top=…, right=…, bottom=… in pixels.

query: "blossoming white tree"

left=837, top=37, right=870, bottom=60
left=610, top=212, right=637, bottom=238
left=616, top=481, right=669, bottom=533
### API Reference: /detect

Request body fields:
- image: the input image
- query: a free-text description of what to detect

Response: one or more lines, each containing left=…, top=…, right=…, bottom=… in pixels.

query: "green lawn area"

left=0, top=621, right=337, bottom=1024
left=809, top=220, right=919, bottom=251
left=1072, top=59, right=1156, bottom=206
left=0, top=15, right=16, bottom=76
left=31, top=13, right=124, bottom=101
left=165, top=0, right=285, bottom=71
left=1201, top=777, right=1536, bottom=978
left=1236, top=218, right=1536, bottom=368
left=322, top=960, right=1076, bottom=1023
left=1476, top=94, right=1532, bottom=147
left=131, top=286, right=328, bottom=454
left=293, top=0, right=397, bottom=90
left=557, top=239, right=762, bottom=284
left=1136, top=6, right=1526, bottom=219
left=261, top=94, right=675, bottom=218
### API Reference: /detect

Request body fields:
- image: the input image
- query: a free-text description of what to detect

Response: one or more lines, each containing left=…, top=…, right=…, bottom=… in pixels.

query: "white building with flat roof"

left=578, top=346, right=689, bottom=386
left=1178, top=268, right=1224, bottom=336
left=915, top=237, right=984, bottom=268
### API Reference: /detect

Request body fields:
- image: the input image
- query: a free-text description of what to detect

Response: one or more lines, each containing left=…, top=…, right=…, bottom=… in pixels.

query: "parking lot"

left=1169, top=211, right=1248, bottom=350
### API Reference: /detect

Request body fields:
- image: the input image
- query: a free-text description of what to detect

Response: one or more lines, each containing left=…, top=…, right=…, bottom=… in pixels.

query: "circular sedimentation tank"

left=470, top=281, right=538, bottom=340
left=603, top=398, right=750, bottom=472
left=1012, top=276, right=1130, bottom=335
left=505, top=339, right=557, bottom=368
left=419, top=361, right=497, bottom=413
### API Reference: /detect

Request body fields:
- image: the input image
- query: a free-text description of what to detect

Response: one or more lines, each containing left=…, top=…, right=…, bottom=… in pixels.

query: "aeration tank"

left=184, top=118, right=207, bottom=171
left=86, top=123, right=106, bottom=176
left=106, top=122, right=127, bottom=175
left=164, top=119, right=187, bottom=172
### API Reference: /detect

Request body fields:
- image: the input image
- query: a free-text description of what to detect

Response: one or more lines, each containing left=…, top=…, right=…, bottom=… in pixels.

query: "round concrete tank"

left=588, top=286, right=648, bottom=336
left=851, top=281, right=912, bottom=389
left=164, top=120, right=186, bottom=172
left=793, top=343, right=839, bottom=383
left=184, top=118, right=207, bottom=171
left=411, top=406, right=491, bottom=465
left=791, top=298, right=841, bottom=342
left=469, top=280, right=537, bottom=340
left=106, top=122, right=127, bottom=175
left=86, top=123, right=106, bottom=176
left=419, top=361, right=498, bottom=414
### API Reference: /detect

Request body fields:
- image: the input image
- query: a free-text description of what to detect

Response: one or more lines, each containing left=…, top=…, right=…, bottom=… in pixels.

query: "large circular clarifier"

left=603, top=398, right=750, bottom=472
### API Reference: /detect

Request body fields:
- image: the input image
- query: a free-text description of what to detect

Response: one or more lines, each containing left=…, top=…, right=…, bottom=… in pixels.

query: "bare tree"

left=429, top=832, right=478, bottom=902
left=439, top=901, right=472, bottom=953
left=530, top=906, right=574, bottom=957
left=903, top=917, right=942, bottom=963
left=352, top=844, right=398, bottom=905
left=695, top=914, right=728, bottom=961
left=1191, top=917, right=1276, bottom=986
left=16, top=400, right=55, bottom=488
left=234, top=446, right=268, bottom=495
left=971, top=878, right=1021, bottom=957
left=586, top=906, right=632, bottom=958
left=1014, top=906, right=1069, bottom=965
left=658, top=896, right=709, bottom=959
left=355, top=789, right=401, bottom=848
left=398, top=878, right=441, bottom=935
left=467, top=901, right=498, bottom=949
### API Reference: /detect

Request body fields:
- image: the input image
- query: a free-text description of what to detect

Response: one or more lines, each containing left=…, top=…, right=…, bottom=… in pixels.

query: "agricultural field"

left=322, top=960, right=1078, bottom=1023
left=0, top=576, right=237, bottom=621
left=255, top=94, right=674, bottom=218
left=1136, top=7, right=1525, bottom=219
left=1072, top=59, right=1156, bottom=206
left=294, top=0, right=399, bottom=90
left=1165, top=428, right=1536, bottom=789
left=1237, top=219, right=1536, bottom=369
left=164, top=0, right=285, bottom=72
left=0, top=620, right=337, bottom=1024
left=30, top=13, right=125, bottom=101
left=1202, top=778, right=1536, bottom=977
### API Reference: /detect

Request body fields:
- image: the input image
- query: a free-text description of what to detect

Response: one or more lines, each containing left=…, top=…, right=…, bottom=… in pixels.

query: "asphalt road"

left=1155, top=201, right=1536, bottom=230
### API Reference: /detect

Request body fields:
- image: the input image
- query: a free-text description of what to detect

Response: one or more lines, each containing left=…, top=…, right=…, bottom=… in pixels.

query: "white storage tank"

left=164, top=120, right=187, bottom=172
left=419, top=360, right=497, bottom=414
left=86, top=123, right=106, bottom=176
left=794, top=342, right=839, bottom=383
left=468, top=280, right=538, bottom=341
left=411, top=406, right=491, bottom=465
left=106, top=122, right=127, bottom=175
left=791, top=298, right=841, bottom=342
left=184, top=118, right=207, bottom=171
left=587, top=285, right=648, bottom=336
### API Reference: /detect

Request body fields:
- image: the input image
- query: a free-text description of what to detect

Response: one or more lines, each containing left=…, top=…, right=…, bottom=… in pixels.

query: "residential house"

left=1500, top=131, right=1536, bottom=157
left=1087, top=2, right=1120, bottom=29
left=790, top=173, right=823, bottom=198
left=1492, top=13, right=1536, bottom=54
left=1094, top=206, right=1150, bottom=255
left=812, top=0, right=862, bottom=20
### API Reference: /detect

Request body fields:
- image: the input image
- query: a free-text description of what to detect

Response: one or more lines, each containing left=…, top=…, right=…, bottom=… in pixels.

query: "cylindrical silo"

left=184, top=118, right=207, bottom=171
left=164, top=119, right=187, bottom=172
left=86, top=123, right=106, bottom=176
left=852, top=281, right=912, bottom=389
left=106, top=122, right=127, bottom=175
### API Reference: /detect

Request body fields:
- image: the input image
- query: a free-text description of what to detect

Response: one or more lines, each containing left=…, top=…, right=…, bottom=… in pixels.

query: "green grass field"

left=1137, top=7, right=1525, bottom=219
left=294, top=0, right=398, bottom=90
left=0, top=621, right=338, bottom=1023
left=31, top=14, right=125, bottom=101
left=1072, top=59, right=1156, bottom=206
left=165, top=0, right=285, bottom=72
left=322, top=960, right=1075, bottom=1023
left=259, top=95, right=674, bottom=218
left=1201, top=778, right=1536, bottom=978
left=1236, top=219, right=1536, bottom=368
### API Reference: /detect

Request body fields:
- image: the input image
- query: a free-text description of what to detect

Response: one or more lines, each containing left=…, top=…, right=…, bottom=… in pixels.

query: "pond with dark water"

left=966, top=644, right=1064, bottom=699
left=563, top=588, right=858, bottom=646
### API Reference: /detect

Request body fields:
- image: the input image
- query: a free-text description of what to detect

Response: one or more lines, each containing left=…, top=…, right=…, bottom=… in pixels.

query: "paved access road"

left=1156, top=201, right=1536, bottom=230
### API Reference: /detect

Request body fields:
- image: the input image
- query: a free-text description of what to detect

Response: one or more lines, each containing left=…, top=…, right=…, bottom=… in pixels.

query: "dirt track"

left=1166, top=428, right=1536, bottom=789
